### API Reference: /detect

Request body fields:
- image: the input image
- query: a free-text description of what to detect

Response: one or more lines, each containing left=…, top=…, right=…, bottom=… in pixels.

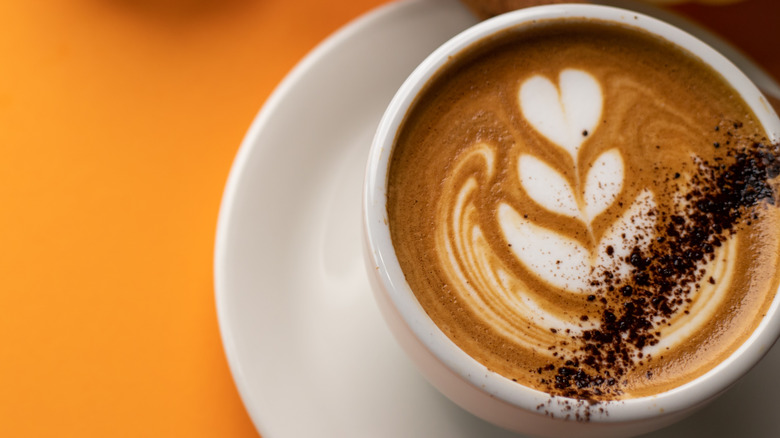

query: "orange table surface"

left=0, top=0, right=777, bottom=437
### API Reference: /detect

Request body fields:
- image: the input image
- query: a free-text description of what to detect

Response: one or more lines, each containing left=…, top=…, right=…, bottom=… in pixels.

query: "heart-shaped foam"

left=519, top=69, right=603, bottom=160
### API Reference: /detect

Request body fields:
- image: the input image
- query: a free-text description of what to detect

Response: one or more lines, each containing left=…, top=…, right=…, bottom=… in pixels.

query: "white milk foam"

left=520, top=69, right=602, bottom=159
left=434, top=68, right=736, bottom=358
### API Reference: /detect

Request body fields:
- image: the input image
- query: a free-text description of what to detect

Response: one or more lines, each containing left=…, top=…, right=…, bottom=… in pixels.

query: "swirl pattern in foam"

left=386, top=20, right=780, bottom=400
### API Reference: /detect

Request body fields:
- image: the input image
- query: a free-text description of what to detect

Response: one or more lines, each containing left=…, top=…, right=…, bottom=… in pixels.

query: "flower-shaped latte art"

left=435, top=67, right=736, bottom=350
left=499, top=69, right=656, bottom=292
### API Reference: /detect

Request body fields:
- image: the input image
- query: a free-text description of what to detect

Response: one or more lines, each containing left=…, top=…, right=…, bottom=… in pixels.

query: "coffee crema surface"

left=386, top=20, right=780, bottom=400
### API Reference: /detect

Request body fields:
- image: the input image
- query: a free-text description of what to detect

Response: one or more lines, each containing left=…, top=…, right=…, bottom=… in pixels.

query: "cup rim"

left=364, top=3, right=780, bottom=422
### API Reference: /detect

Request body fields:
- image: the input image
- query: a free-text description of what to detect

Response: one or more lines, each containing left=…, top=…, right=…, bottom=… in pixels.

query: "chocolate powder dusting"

left=543, top=126, right=780, bottom=400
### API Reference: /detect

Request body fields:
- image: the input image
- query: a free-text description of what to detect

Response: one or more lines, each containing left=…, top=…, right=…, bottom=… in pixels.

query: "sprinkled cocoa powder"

left=539, top=124, right=780, bottom=400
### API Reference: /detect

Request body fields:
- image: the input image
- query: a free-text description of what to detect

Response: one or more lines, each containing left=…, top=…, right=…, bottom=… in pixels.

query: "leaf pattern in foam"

left=498, top=190, right=655, bottom=292
left=583, top=149, right=624, bottom=223
left=498, top=190, right=656, bottom=293
left=596, top=189, right=656, bottom=278
left=519, top=69, right=603, bottom=160
left=518, top=154, right=580, bottom=220
left=498, top=202, right=592, bottom=292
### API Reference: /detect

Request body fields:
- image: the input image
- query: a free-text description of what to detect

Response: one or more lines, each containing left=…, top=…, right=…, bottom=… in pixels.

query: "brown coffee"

left=386, top=20, right=780, bottom=400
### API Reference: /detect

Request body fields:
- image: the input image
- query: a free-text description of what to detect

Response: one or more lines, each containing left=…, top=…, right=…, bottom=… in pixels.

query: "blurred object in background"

left=111, top=0, right=249, bottom=18
left=461, top=0, right=586, bottom=19
left=666, top=0, right=779, bottom=85
left=644, top=0, right=746, bottom=4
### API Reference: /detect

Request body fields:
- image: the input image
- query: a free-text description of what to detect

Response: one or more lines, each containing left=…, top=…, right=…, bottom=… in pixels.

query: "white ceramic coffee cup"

left=363, top=4, right=780, bottom=437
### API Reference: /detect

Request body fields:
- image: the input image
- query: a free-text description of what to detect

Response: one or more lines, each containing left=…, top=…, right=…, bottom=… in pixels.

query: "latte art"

left=387, top=21, right=780, bottom=399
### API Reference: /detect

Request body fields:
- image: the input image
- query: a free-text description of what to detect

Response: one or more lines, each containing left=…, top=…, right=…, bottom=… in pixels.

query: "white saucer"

left=214, top=1, right=780, bottom=436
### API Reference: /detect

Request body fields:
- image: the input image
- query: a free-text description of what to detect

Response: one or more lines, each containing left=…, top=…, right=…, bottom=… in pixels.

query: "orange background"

left=0, top=0, right=777, bottom=436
